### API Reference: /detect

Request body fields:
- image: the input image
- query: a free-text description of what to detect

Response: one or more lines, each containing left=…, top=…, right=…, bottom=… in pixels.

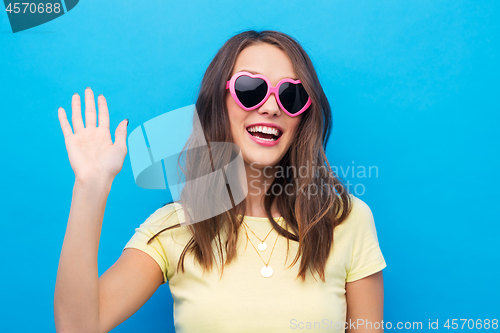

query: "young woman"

left=55, top=30, right=386, bottom=333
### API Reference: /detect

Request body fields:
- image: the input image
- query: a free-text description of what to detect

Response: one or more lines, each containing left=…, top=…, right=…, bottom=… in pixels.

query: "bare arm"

left=54, top=177, right=111, bottom=332
left=345, top=271, right=384, bottom=333
left=55, top=182, right=164, bottom=332
left=54, top=88, right=164, bottom=332
left=97, top=248, right=164, bottom=333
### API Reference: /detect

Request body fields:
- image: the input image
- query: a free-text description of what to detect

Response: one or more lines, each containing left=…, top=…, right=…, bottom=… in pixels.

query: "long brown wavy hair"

left=147, top=30, right=352, bottom=282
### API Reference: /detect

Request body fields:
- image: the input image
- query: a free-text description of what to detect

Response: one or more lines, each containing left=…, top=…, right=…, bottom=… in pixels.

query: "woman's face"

left=226, top=43, right=303, bottom=169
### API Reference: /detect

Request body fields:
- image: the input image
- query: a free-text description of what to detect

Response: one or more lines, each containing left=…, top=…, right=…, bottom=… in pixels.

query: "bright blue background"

left=1, top=0, right=499, bottom=332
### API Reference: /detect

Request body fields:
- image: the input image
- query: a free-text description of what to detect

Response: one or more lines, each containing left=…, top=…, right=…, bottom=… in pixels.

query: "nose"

left=257, top=93, right=281, bottom=117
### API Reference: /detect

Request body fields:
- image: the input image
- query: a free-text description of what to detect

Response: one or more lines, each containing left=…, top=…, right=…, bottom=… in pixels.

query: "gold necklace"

left=242, top=221, right=274, bottom=251
left=242, top=223, right=279, bottom=278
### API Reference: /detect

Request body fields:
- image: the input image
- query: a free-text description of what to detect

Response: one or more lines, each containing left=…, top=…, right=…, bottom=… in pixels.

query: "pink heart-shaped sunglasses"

left=226, top=71, right=312, bottom=117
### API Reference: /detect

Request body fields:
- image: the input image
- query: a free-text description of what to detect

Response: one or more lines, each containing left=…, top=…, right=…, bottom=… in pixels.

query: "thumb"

left=114, top=118, right=129, bottom=154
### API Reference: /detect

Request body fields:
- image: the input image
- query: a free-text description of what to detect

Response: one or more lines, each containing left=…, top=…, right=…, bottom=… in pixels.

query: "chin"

left=243, top=150, right=282, bottom=168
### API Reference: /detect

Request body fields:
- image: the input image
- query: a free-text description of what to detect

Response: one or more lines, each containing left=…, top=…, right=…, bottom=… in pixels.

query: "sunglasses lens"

left=234, top=75, right=268, bottom=108
left=279, top=82, right=310, bottom=114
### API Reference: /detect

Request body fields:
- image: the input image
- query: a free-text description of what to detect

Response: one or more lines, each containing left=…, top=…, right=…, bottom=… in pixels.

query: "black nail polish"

left=86, top=87, right=91, bottom=90
left=126, top=118, right=129, bottom=126
left=73, top=93, right=78, bottom=96
left=98, top=94, right=103, bottom=97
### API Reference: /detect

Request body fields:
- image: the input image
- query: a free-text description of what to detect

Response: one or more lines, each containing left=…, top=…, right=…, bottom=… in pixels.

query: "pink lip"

left=245, top=123, right=283, bottom=147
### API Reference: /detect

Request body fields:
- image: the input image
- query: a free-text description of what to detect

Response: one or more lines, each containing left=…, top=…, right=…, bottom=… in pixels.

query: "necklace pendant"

left=261, top=265, right=273, bottom=278
left=258, top=242, right=267, bottom=251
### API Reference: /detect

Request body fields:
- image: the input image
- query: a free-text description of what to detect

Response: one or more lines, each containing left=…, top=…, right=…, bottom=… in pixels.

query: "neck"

left=236, top=161, right=281, bottom=218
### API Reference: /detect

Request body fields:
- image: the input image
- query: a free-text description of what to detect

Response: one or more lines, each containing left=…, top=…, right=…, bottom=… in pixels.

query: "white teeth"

left=246, top=125, right=280, bottom=136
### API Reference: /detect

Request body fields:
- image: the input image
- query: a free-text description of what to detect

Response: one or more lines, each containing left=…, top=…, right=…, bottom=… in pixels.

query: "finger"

left=97, top=94, right=109, bottom=129
left=85, top=87, right=97, bottom=128
left=58, top=107, right=74, bottom=138
left=71, top=93, right=84, bottom=133
left=114, top=119, right=129, bottom=154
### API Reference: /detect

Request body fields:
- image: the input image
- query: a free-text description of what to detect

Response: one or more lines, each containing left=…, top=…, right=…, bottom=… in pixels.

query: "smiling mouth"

left=246, top=125, right=283, bottom=142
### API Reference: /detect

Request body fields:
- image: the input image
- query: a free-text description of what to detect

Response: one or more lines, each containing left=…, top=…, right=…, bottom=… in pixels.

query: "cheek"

left=286, top=116, right=302, bottom=139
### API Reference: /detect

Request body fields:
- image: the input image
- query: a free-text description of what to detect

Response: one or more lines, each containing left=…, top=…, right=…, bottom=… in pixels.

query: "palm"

left=58, top=89, right=128, bottom=181
left=66, top=126, right=124, bottom=178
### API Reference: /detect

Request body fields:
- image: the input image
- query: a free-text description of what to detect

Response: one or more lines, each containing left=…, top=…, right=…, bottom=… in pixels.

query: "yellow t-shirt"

left=123, top=195, right=386, bottom=332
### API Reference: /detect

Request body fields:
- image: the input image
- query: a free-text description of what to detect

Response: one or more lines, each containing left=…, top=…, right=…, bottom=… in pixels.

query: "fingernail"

left=98, top=94, right=103, bottom=97
left=73, top=93, right=79, bottom=96
left=86, top=87, right=91, bottom=90
left=126, top=118, right=129, bottom=126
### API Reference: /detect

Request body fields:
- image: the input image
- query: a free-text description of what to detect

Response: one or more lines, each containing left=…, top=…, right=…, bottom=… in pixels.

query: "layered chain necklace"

left=242, top=221, right=274, bottom=251
left=241, top=221, right=280, bottom=278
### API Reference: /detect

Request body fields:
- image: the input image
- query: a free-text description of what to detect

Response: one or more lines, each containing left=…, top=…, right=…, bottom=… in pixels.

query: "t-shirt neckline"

left=237, top=214, right=284, bottom=223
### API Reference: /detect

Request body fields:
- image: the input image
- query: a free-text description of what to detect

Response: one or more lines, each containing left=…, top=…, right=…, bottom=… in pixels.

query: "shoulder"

left=336, top=195, right=376, bottom=232
left=349, top=195, right=374, bottom=222
left=141, top=202, right=185, bottom=230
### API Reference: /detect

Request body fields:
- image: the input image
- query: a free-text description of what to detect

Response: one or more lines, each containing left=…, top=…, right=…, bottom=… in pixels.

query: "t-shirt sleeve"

left=122, top=203, right=182, bottom=284
left=345, top=197, right=387, bottom=282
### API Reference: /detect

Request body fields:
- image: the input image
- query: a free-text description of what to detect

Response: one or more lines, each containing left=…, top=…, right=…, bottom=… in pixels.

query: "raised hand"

left=58, top=87, right=128, bottom=183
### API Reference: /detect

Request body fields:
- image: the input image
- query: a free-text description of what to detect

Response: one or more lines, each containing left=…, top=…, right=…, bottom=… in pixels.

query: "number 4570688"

left=5, top=2, right=61, bottom=14
left=444, top=319, right=498, bottom=330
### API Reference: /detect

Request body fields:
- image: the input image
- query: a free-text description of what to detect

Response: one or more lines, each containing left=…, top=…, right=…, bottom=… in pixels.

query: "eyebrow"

left=237, top=69, right=299, bottom=80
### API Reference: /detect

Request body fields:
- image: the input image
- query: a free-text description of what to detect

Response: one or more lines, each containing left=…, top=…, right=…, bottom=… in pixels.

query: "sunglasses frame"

left=225, top=71, right=312, bottom=117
